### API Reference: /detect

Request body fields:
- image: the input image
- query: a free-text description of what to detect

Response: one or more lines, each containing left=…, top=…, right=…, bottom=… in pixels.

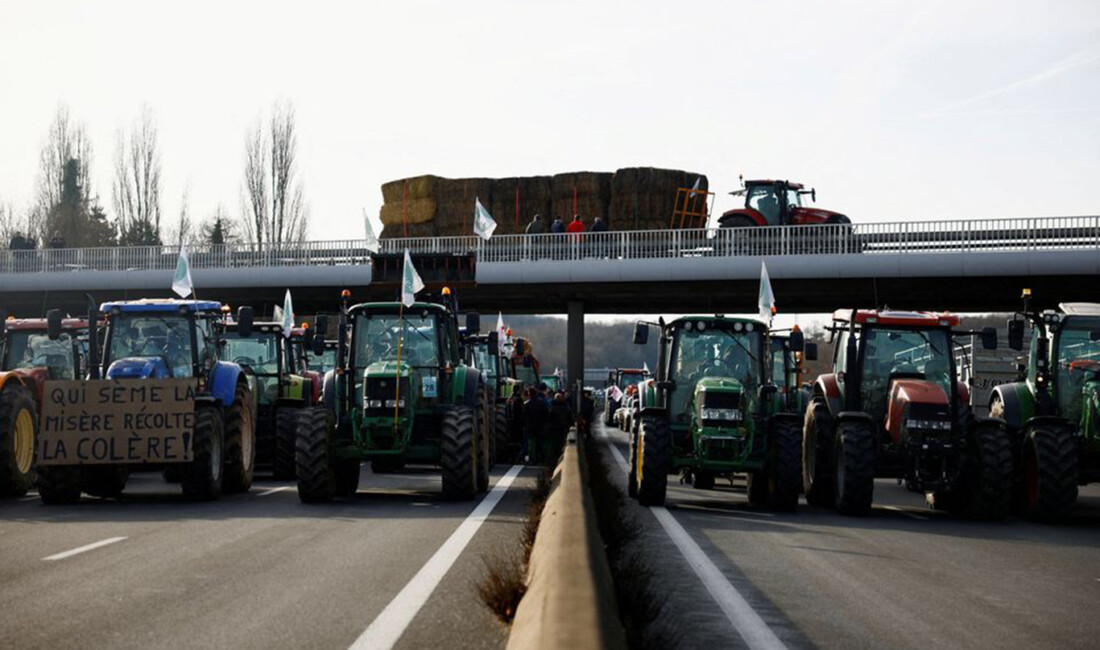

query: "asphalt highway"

left=0, top=464, right=534, bottom=650
left=598, top=423, right=1100, bottom=650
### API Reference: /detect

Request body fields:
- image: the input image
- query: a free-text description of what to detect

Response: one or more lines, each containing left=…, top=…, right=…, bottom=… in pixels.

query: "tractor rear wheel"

left=296, top=407, right=337, bottom=503
left=0, top=385, right=37, bottom=497
left=627, top=429, right=639, bottom=498
left=37, top=466, right=82, bottom=504
left=494, top=404, right=509, bottom=464
left=475, top=390, right=490, bottom=493
left=767, top=419, right=803, bottom=512
left=181, top=404, right=225, bottom=501
left=693, top=470, right=715, bottom=490
left=1021, top=425, right=1078, bottom=521
left=803, top=401, right=835, bottom=507
left=441, top=406, right=477, bottom=501
left=834, top=419, right=876, bottom=516
left=335, top=459, right=360, bottom=497
left=82, top=467, right=129, bottom=499
left=636, top=416, right=669, bottom=507
left=273, top=406, right=300, bottom=480
left=222, top=383, right=256, bottom=493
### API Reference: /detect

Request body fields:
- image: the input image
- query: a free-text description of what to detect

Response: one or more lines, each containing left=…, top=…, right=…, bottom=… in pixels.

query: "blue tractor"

left=36, top=299, right=258, bottom=503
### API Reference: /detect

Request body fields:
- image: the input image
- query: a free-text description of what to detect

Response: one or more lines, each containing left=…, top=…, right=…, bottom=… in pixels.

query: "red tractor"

left=718, top=179, right=849, bottom=228
left=802, top=309, right=1012, bottom=518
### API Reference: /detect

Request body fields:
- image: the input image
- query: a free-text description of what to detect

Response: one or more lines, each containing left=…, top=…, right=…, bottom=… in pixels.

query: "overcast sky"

left=1, top=0, right=1098, bottom=242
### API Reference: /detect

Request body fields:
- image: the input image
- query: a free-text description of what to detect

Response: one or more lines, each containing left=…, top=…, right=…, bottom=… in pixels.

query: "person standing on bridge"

left=566, top=214, right=586, bottom=234
left=550, top=217, right=565, bottom=234
left=591, top=217, right=608, bottom=233
left=525, top=214, right=546, bottom=234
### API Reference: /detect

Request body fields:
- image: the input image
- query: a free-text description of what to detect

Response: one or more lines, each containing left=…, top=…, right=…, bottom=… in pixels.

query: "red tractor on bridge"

left=718, top=179, right=850, bottom=228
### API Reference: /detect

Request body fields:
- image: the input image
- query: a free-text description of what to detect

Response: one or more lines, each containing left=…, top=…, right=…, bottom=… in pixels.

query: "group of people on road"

left=524, top=214, right=609, bottom=235
left=519, top=381, right=595, bottom=464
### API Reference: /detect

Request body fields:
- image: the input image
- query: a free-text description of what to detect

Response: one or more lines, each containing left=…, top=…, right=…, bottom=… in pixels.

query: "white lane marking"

left=884, top=505, right=929, bottom=521
left=256, top=486, right=292, bottom=497
left=349, top=465, right=524, bottom=650
left=601, top=431, right=787, bottom=650
left=20, top=495, right=38, bottom=501
left=43, top=536, right=127, bottom=561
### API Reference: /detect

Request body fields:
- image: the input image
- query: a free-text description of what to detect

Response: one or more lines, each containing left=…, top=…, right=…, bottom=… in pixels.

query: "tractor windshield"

left=746, top=185, right=781, bottom=225
left=472, top=344, right=497, bottom=379
left=3, top=331, right=77, bottom=380
left=669, top=323, right=764, bottom=418
left=617, top=372, right=647, bottom=390
left=770, top=338, right=789, bottom=392
left=223, top=331, right=281, bottom=375
left=1055, top=317, right=1100, bottom=421
left=308, top=347, right=336, bottom=374
left=354, top=312, right=440, bottom=369
left=860, top=327, right=953, bottom=421
left=108, top=314, right=195, bottom=378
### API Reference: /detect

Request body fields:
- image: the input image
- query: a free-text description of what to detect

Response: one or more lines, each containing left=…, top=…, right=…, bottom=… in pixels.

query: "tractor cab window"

left=109, top=314, right=195, bottom=378
left=860, top=327, right=952, bottom=422
left=746, top=185, right=781, bottom=225
left=354, top=313, right=440, bottom=369
left=224, top=330, right=281, bottom=375
left=669, top=323, right=763, bottom=418
left=770, top=340, right=788, bottom=392
left=473, top=344, right=497, bottom=379
left=786, top=188, right=802, bottom=210
left=1055, top=317, right=1100, bottom=421
left=4, top=331, right=77, bottom=380
left=309, top=347, right=336, bottom=374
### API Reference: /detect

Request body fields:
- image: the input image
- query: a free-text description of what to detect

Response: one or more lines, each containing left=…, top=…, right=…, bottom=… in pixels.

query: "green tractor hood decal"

left=364, top=360, right=412, bottom=378
left=696, top=376, right=744, bottom=393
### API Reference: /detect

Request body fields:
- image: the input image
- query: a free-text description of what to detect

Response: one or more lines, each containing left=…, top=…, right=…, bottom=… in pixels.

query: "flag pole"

left=394, top=300, right=404, bottom=431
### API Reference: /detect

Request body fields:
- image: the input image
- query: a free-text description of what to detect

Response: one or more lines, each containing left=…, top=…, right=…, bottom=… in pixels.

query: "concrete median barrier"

left=507, top=432, right=626, bottom=650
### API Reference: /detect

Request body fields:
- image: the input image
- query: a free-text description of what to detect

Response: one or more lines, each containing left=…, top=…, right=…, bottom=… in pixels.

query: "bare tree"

left=32, top=104, right=94, bottom=239
left=166, top=185, right=195, bottom=246
left=240, top=100, right=309, bottom=249
left=113, top=106, right=163, bottom=245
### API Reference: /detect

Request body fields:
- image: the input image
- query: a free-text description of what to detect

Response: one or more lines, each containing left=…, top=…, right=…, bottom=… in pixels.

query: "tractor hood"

left=790, top=207, right=850, bottom=224
left=363, top=360, right=412, bottom=379
left=885, top=379, right=952, bottom=442
left=106, top=356, right=172, bottom=380
left=695, top=376, right=747, bottom=410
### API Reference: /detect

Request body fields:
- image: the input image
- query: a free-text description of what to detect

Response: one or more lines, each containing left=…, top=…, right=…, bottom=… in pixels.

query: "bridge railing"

left=0, top=216, right=1095, bottom=274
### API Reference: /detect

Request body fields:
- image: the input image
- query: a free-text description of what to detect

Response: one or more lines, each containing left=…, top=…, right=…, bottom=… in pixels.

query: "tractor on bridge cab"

left=718, top=179, right=849, bottom=228
left=222, top=320, right=320, bottom=479
left=803, top=309, right=1010, bottom=517
left=463, top=330, right=515, bottom=463
left=35, top=299, right=257, bottom=503
left=991, top=294, right=1100, bottom=520
left=298, top=289, right=491, bottom=502
left=627, top=316, right=809, bottom=510
left=0, top=313, right=87, bottom=497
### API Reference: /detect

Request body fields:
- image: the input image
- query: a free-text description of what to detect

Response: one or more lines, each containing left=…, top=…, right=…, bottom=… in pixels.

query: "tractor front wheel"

left=441, top=406, right=477, bottom=501
left=494, top=404, right=510, bottom=464
left=803, top=401, right=835, bottom=507
left=0, top=384, right=38, bottom=497
left=767, top=419, right=803, bottom=512
left=181, top=405, right=225, bottom=501
left=296, top=407, right=337, bottom=503
left=1021, top=425, right=1078, bottom=521
left=834, top=419, right=876, bottom=516
left=475, top=390, right=490, bottom=494
left=636, top=416, right=670, bottom=507
left=627, top=429, right=639, bottom=498
left=222, top=383, right=256, bottom=493
left=273, top=406, right=300, bottom=480
left=937, top=421, right=1012, bottom=519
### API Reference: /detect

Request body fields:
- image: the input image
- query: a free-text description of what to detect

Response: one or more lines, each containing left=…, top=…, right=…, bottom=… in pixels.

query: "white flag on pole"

left=172, top=245, right=193, bottom=298
left=496, top=312, right=506, bottom=354
left=758, top=261, right=775, bottom=322
left=402, top=249, right=424, bottom=307
left=281, top=289, right=295, bottom=337
left=473, top=197, right=497, bottom=240
left=364, top=209, right=380, bottom=254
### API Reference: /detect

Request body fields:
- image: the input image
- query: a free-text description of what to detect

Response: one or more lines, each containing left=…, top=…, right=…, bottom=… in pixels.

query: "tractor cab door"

left=746, top=184, right=782, bottom=226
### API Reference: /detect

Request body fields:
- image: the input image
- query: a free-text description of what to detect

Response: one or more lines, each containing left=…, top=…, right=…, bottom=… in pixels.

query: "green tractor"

left=296, top=290, right=492, bottom=502
left=627, top=315, right=811, bottom=510
left=464, top=330, right=516, bottom=463
left=991, top=294, right=1100, bottom=520
left=770, top=329, right=815, bottom=416
left=222, top=320, right=319, bottom=479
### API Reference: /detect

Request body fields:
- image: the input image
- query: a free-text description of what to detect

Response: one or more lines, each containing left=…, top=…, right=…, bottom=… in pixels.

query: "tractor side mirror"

left=47, top=309, right=63, bottom=341
left=237, top=306, right=254, bottom=338
left=1007, top=319, right=1024, bottom=351
left=488, top=331, right=499, bottom=351
left=804, top=342, right=818, bottom=361
left=981, top=327, right=998, bottom=350
left=633, top=322, right=649, bottom=345
left=811, top=188, right=816, bottom=202
left=515, top=339, right=526, bottom=356
left=315, top=315, right=329, bottom=337
left=312, top=332, right=326, bottom=357
left=788, top=329, right=805, bottom=352
left=303, top=327, right=315, bottom=347
left=465, top=312, right=480, bottom=334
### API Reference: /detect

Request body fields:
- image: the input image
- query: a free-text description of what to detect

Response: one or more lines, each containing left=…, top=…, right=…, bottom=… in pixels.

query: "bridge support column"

left=567, top=301, right=584, bottom=395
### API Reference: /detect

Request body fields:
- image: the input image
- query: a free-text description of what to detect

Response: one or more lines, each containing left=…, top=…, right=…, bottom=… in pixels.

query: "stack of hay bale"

left=378, top=167, right=708, bottom=238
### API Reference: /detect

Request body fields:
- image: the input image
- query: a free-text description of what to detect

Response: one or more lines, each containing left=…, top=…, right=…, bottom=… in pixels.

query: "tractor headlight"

left=385, top=399, right=406, bottom=408
left=701, top=408, right=741, bottom=421
left=367, top=399, right=384, bottom=408
left=907, top=419, right=951, bottom=431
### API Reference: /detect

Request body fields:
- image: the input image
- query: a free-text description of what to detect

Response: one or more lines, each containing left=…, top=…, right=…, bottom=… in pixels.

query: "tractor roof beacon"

left=298, top=290, right=491, bottom=502
left=34, top=298, right=257, bottom=504
left=803, top=309, right=1012, bottom=518
left=718, top=179, right=850, bottom=228
left=626, top=315, right=809, bottom=510
left=990, top=292, right=1100, bottom=520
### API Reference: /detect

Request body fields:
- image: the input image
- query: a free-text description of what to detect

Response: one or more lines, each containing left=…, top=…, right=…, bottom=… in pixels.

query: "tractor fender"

left=0, top=370, right=34, bottom=401
left=208, top=361, right=245, bottom=407
left=989, top=381, right=1036, bottom=432
left=835, top=411, right=876, bottom=428
left=450, top=366, right=481, bottom=408
left=639, top=378, right=659, bottom=409
left=322, top=370, right=337, bottom=412
left=718, top=208, right=766, bottom=227
left=301, top=369, right=322, bottom=405
left=813, top=374, right=843, bottom=417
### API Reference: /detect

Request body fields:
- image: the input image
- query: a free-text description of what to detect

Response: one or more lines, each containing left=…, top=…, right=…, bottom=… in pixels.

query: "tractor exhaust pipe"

left=86, top=293, right=101, bottom=380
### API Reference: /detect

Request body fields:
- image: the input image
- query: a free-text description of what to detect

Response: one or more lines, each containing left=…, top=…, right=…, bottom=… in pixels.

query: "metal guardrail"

left=0, top=216, right=1096, bottom=274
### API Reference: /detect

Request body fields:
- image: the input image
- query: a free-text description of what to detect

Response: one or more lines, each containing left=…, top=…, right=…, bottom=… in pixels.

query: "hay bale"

left=609, top=167, right=708, bottom=230
left=431, top=177, right=494, bottom=236
left=549, top=172, right=611, bottom=225
left=490, top=176, right=552, bottom=234
left=379, top=198, right=437, bottom=227
left=380, top=175, right=440, bottom=204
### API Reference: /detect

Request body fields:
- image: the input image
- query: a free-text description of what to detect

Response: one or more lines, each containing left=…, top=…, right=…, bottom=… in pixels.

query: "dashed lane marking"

left=349, top=465, right=524, bottom=650
left=883, top=505, right=929, bottom=521
left=255, top=486, right=292, bottom=497
left=600, top=431, right=788, bottom=650
left=43, top=537, right=127, bottom=561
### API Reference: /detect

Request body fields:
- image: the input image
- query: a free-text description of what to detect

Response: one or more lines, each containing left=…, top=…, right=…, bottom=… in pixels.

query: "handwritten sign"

left=39, top=379, right=198, bottom=465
